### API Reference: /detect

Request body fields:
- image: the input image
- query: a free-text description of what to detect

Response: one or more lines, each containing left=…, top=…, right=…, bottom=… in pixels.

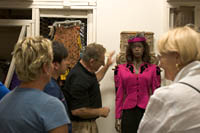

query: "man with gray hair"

left=63, top=43, right=114, bottom=133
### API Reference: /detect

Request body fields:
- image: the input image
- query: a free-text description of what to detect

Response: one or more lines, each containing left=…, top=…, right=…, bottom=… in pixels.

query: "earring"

left=176, top=64, right=179, bottom=70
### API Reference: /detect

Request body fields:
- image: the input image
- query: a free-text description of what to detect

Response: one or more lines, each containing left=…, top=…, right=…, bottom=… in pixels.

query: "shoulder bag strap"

left=179, top=82, right=200, bottom=94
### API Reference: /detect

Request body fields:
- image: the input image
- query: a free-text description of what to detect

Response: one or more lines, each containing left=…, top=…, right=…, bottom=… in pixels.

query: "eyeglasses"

left=156, top=53, right=171, bottom=59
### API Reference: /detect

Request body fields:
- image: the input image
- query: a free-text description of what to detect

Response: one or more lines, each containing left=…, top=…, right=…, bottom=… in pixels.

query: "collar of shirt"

left=174, top=61, right=200, bottom=83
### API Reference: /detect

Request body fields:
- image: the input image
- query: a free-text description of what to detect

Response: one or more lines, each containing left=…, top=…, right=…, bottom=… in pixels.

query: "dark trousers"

left=121, top=106, right=145, bottom=133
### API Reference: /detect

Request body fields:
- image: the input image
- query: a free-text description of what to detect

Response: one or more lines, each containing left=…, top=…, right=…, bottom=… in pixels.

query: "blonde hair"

left=12, top=36, right=53, bottom=82
left=157, top=26, right=200, bottom=66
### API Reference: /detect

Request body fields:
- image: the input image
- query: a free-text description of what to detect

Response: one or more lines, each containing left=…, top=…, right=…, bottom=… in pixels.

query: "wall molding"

left=0, top=0, right=96, bottom=9
left=167, top=0, right=200, bottom=6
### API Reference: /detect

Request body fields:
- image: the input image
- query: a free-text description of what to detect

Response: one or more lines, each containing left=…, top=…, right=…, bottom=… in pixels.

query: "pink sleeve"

left=114, top=65, right=124, bottom=119
left=152, top=66, right=161, bottom=93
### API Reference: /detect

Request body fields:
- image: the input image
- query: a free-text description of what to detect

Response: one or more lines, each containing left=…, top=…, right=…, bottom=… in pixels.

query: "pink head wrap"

left=128, top=37, right=146, bottom=43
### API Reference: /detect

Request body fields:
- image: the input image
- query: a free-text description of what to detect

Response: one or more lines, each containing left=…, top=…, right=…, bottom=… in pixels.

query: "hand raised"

left=105, top=51, right=115, bottom=67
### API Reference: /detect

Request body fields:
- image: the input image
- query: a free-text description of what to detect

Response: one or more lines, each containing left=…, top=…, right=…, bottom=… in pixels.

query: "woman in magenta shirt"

left=114, top=34, right=161, bottom=133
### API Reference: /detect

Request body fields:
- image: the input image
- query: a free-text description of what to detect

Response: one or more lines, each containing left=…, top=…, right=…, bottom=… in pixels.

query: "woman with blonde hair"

left=0, top=36, right=70, bottom=133
left=138, top=26, right=200, bottom=133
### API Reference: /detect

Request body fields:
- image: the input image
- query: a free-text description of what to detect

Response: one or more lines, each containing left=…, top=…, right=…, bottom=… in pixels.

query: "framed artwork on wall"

left=116, top=31, right=158, bottom=65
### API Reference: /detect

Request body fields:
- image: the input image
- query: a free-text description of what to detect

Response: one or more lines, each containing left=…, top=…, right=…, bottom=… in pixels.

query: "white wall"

left=96, top=0, right=167, bottom=133
left=0, top=0, right=169, bottom=132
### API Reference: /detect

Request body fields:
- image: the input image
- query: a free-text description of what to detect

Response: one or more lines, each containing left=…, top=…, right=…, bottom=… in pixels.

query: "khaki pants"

left=72, top=120, right=98, bottom=133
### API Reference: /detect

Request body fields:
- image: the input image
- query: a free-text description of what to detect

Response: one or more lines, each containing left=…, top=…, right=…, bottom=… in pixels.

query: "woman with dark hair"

left=114, top=34, right=161, bottom=133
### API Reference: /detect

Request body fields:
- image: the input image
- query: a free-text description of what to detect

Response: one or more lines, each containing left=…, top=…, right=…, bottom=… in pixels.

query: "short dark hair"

left=126, top=35, right=150, bottom=63
left=52, top=41, right=68, bottom=63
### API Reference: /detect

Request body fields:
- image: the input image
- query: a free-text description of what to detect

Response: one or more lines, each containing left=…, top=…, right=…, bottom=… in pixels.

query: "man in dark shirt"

left=44, top=41, right=72, bottom=133
left=63, top=43, right=114, bottom=133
